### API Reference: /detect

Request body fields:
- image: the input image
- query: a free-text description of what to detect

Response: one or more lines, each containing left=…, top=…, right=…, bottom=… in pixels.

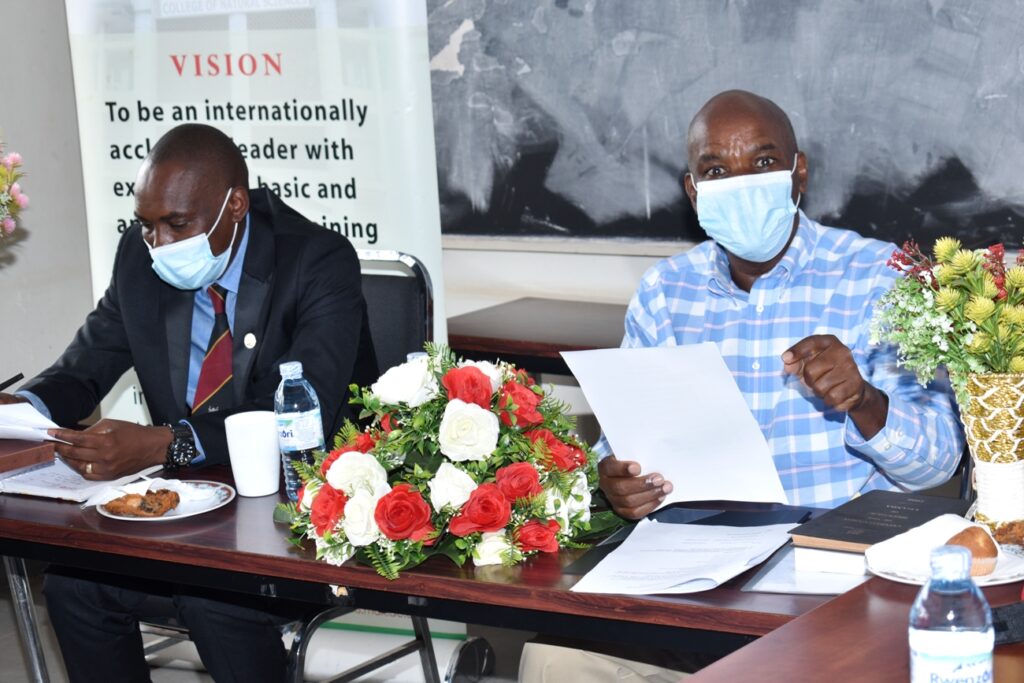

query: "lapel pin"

left=244, top=333, right=257, bottom=349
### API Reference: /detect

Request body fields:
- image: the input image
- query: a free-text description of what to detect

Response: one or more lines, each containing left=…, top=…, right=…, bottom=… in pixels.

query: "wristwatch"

left=164, top=423, right=197, bottom=471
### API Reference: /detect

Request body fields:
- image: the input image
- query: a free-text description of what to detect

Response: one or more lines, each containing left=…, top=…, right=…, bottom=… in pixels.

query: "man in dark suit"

left=0, top=123, right=377, bottom=681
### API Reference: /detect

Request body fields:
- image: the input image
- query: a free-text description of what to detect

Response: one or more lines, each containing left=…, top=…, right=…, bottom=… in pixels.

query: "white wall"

left=0, top=0, right=93, bottom=384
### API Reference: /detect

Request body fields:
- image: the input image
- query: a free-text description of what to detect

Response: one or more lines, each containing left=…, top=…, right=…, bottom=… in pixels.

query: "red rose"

left=514, top=368, right=536, bottom=386
left=310, top=484, right=348, bottom=536
left=441, top=366, right=493, bottom=408
left=526, top=429, right=586, bottom=472
left=499, top=381, right=543, bottom=428
left=515, top=519, right=560, bottom=553
left=449, top=483, right=511, bottom=536
left=495, top=462, right=543, bottom=502
left=320, top=433, right=377, bottom=476
left=380, top=413, right=395, bottom=433
left=374, top=484, right=434, bottom=542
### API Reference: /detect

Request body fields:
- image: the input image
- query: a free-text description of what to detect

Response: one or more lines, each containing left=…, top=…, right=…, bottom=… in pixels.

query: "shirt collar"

left=704, top=210, right=815, bottom=295
left=215, top=213, right=250, bottom=295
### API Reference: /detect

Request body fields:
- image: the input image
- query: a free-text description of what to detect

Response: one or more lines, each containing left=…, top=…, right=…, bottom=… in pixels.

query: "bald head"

left=687, top=90, right=797, bottom=173
left=146, top=123, right=248, bottom=189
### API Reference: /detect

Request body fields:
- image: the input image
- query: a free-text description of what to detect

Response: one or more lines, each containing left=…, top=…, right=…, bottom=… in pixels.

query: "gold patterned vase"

left=960, top=372, right=1024, bottom=526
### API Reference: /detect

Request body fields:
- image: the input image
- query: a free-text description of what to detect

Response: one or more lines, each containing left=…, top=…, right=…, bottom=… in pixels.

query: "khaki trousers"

left=518, top=642, right=690, bottom=682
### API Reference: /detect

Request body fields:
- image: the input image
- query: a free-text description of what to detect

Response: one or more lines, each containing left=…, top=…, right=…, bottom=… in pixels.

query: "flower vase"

left=960, top=372, right=1024, bottom=526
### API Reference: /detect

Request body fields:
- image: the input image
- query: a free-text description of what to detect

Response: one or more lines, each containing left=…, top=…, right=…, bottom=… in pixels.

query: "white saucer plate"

left=97, top=481, right=235, bottom=522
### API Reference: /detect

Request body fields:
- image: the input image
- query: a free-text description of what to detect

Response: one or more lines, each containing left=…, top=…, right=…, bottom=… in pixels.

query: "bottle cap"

left=930, top=545, right=971, bottom=582
left=280, top=361, right=303, bottom=379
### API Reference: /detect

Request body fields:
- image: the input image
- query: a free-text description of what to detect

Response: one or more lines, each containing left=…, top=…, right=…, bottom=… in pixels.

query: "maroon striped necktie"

left=191, top=284, right=233, bottom=415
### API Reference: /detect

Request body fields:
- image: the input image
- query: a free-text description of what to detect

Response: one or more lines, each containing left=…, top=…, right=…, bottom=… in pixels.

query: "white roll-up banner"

left=65, top=0, right=446, bottom=425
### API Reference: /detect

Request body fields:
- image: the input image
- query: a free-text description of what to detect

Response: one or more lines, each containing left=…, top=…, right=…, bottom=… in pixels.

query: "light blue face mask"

left=145, top=189, right=237, bottom=290
left=691, top=158, right=801, bottom=263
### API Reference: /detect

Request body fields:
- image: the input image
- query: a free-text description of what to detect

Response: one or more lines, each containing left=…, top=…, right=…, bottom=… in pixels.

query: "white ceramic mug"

left=224, top=411, right=280, bottom=497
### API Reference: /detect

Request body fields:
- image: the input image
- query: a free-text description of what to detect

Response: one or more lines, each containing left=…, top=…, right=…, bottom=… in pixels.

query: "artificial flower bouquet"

left=0, top=142, right=29, bottom=236
left=871, top=237, right=1024, bottom=405
left=281, top=344, right=598, bottom=579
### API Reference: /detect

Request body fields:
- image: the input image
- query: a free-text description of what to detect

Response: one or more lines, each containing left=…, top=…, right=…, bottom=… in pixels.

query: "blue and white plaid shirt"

left=602, top=213, right=964, bottom=509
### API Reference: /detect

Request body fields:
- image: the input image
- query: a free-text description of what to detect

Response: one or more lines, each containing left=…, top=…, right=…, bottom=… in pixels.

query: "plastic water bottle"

left=908, top=545, right=993, bottom=683
left=275, top=361, right=325, bottom=501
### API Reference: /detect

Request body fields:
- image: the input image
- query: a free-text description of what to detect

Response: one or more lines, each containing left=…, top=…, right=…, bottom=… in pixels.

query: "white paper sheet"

left=0, top=459, right=163, bottom=502
left=562, top=344, right=787, bottom=506
left=570, top=518, right=797, bottom=594
left=0, top=403, right=63, bottom=442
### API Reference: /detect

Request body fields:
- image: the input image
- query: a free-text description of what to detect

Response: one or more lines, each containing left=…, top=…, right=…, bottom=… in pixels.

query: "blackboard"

left=427, top=0, right=1024, bottom=249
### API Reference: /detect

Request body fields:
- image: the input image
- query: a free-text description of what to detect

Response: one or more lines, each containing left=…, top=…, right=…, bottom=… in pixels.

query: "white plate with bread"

left=865, top=513, right=1024, bottom=586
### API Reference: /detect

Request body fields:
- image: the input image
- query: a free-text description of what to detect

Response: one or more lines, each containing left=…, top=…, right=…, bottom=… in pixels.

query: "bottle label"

left=910, top=630, right=993, bottom=683
left=276, top=410, right=324, bottom=451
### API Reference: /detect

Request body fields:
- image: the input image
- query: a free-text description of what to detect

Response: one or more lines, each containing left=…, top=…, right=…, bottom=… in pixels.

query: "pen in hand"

left=0, top=372, right=24, bottom=393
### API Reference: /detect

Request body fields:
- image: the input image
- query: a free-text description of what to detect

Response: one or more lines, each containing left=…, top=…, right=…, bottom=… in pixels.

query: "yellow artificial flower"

left=935, top=264, right=959, bottom=286
left=1002, top=305, right=1024, bottom=326
left=981, top=272, right=999, bottom=299
left=998, top=321, right=1014, bottom=343
left=933, top=237, right=961, bottom=264
left=966, top=331, right=992, bottom=354
left=964, top=295, right=997, bottom=324
left=935, top=287, right=962, bottom=312
left=1011, top=356, right=1024, bottom=373
left=1007, top=266, right=1024, bottom=291
left=949, top=249, right=979, bottom=275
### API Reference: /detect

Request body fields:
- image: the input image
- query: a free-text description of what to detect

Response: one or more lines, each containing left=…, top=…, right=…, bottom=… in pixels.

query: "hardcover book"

left=788, top=490, right=971, bottom=553
left=0, top=439, right=54, bottom=474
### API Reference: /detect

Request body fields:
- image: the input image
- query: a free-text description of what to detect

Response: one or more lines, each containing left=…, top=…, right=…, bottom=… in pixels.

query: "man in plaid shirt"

left=520, top=89, right=965, bottom=682
left=598, top=90, right=963, bottom=516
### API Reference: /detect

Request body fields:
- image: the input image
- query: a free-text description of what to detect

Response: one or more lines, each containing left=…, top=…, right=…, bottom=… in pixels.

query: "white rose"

left=326, top=451, right=388, bottom=497
left=370, top=355, right=438, bottom=407
left=545, top=471, right=592, bottom=529
left=341, top=484, right=389, bottom=547
left=438, top=399, right=500, bottom=462
left=458, top=360, right=502, bottom=393
left=472, top=531, right=512, bottom=566
left=299, top=481, right=320, bottom=512
left=428, top=462, right=479, bottom=512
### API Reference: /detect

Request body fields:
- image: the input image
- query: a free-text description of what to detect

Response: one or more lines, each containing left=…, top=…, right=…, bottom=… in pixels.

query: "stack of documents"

left=571, top=518, right=796, bottom=594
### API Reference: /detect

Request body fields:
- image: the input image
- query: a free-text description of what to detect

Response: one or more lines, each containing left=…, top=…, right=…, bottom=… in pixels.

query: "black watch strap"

left=164, top=423, right=197, bottom=471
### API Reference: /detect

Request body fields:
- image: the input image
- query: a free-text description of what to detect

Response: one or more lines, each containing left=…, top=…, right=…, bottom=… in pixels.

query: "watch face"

left=167, top=425, right=197, bottom=468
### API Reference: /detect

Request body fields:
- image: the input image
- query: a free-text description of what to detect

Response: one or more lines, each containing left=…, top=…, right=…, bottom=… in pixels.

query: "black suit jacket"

left=24, top=188, right=378, bottom=464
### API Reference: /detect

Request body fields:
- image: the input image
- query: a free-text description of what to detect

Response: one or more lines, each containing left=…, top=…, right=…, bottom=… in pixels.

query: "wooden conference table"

left=1, top=465, right=1022, bottom=681
left=448, top=297, right=628, bottom=375
left=0, top=466, right=825, bottom=674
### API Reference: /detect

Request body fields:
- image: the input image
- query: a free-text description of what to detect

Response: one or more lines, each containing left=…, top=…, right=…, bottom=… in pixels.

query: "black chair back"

left=358, top=250, right=433, bottom=374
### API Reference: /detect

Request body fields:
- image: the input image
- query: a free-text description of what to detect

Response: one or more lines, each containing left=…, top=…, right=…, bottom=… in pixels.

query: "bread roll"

left=946, top=526, right=998, bottom=577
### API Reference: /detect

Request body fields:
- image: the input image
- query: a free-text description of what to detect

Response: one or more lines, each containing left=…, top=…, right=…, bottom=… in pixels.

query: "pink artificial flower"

left=2, top=217, right=15, bottom=234
left=5, top=152, right=22, bottom=167
left=16, top=194, right=28, bottom=209
left=10, top=183, right=20, bottom=198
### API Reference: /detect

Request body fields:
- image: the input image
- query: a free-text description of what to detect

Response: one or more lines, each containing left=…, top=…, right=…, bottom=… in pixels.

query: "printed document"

left=562, top=343, right=787, bottom=506
left=571, top=518, right=796, bottom=594
left=0, top=459, right=163, bottom=503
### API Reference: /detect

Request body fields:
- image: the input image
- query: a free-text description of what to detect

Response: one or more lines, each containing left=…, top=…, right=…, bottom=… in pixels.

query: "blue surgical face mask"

left=690, top=157, right=801, bottom=263
left=146, top=189, right=237, bottom=290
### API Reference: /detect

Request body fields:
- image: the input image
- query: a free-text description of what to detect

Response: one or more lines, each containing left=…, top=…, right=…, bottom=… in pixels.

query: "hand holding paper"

left=598, top=455, right=673, bottom=520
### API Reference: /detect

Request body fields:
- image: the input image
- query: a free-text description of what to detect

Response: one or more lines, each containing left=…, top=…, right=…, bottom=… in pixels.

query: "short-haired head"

left=146, top=123, right=248, bottom=189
